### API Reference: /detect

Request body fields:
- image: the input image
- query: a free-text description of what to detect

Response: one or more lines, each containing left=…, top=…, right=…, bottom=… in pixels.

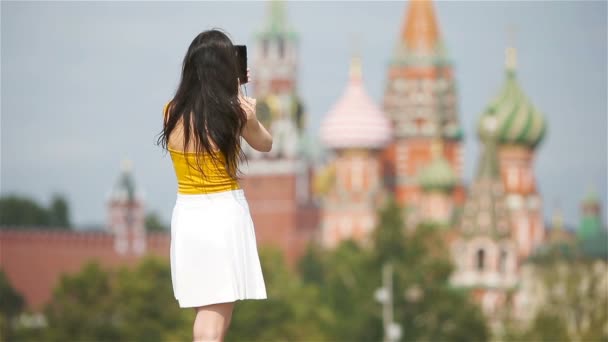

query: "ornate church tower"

left=382, top=0, right=464, bottom=217
left=318, top=56, right=392, bottom=248
left=106, top=159, right=146, bottom=255
left=239, top=0, right=316, bottom=263
left=477, top=45, right=547, bottom=260
left=450, top=113, right=517, bottom=328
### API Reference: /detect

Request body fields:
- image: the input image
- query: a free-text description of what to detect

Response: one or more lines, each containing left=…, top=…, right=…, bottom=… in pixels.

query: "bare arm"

left=239, top=93, right=273, bottom=153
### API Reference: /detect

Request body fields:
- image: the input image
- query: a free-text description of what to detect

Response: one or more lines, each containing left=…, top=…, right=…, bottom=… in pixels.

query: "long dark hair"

left=156, top=29, right=248, bottom=180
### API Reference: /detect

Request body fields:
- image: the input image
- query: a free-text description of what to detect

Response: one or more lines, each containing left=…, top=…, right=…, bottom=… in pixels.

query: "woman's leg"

left=192, top=301, right=235, bottom=342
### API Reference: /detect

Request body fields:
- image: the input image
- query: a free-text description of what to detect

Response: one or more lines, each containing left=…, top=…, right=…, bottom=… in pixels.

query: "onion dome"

left=418, top=140, right=457, bottom=192
left=320, top=57, right=392, bottom=150
left=477, top=47, right=546, bottom=149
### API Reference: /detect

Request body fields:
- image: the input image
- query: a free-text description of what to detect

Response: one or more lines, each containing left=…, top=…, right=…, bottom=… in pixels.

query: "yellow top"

left=164, top=103, right=241, bottom=194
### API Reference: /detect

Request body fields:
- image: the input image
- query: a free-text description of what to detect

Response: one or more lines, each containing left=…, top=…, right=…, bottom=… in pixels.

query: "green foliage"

left=518, top=257, right=608, bottom=342
left=145, top=211, right=168, bottom=232
left=227, top=246, right=330, bottom=342
left=317, top=240, right=383, bottom=342
left=0, top=193, right=71, bottom=229
left=371, top=195, right=407, bottom=266
left=41, top=257, right=191, bottom=341
left=43, top=261, right=122, bottom=341
left=298, top=241, right=325, bottom=285
left=113, top=256, right=191, bottom=341
left=296, top=196, right=489, bottom=342
left=48, top=193, right=70, bottom=227
left=0, top=269, right=25, bottom=341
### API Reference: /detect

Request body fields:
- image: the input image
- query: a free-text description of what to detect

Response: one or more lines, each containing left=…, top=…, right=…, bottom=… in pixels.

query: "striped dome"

left=320, top=57, right=392, bottom=150
left=478, top=47, right=546, bottom=149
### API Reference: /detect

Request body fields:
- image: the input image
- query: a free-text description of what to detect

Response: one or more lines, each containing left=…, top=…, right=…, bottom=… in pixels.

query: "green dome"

left=477, top=51, right=546, bottom=149
left=418, top=156, right=457, bottom=192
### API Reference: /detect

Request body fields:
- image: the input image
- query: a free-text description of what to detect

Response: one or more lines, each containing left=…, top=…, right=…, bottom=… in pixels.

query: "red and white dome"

left=320, top=57, right=392, bottom=150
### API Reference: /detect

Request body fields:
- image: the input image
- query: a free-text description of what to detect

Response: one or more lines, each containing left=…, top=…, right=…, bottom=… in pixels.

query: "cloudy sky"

left=2, top=1, right=606, bottom=229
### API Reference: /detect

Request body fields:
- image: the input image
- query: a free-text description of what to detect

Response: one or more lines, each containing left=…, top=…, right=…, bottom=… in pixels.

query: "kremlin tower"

left=106, top=159, right=146, bottom=255
left=318, top=56, right=392, bottom=248
left=382, top=0, right=464, bottom=225
left=239, top=0, right=317, bottom=264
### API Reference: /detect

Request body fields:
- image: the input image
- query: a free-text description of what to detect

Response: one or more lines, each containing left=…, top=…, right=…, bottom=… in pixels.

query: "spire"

left=121, top=158, right=133, bottom=173
left=505, top=26, right=517, bottom=74
left=400, top=0, right=441, bottom=55
left=475, top=124, right=501, bottom=181
left=505, top=47, right=517, bottom=73
left=349, top=55, right=362, bottom=84
left=257, top=0, right=296, bottom=40
left=111, top=158, right=137, bottom=203
left=552, top=202, right=564, bottom=231
left=268, top=0, right=286, bottom=33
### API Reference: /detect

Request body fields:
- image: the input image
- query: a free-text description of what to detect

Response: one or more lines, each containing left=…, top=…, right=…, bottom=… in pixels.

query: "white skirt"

left=169, top=188, right=267, bottom=308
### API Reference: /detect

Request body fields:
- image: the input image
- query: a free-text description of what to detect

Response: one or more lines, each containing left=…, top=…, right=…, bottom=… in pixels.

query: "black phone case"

left=235, top=45, right=248, bottom=84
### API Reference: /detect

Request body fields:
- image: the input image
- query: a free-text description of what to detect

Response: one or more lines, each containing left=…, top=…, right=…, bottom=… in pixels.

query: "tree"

left=0, top=193, right=71, bottom=229
left=0, top=195, right=50, bottom=227
left=519, top=258, right=608, bottom=342
left=48, top=193, right=70, bottom=228
left=227, top=246, right=330, bottom=342
left=316, top=240, right=383, bottom=342
left=145, top=212, right=167, bottom=232
left=369, top=196, right=489, bottom=341
left=41, top=257, right=192, bottom=341
left=295, top=196, right=489, bottom=341
left=113, top=256, right=191, bottom=341
left=0, top=269, right=25, bottom=341
left=43, top=261, right=121, bottom=341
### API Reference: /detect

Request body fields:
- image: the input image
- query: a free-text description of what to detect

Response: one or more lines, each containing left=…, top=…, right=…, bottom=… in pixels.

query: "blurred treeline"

left=0, top=194, right=167, bottom=232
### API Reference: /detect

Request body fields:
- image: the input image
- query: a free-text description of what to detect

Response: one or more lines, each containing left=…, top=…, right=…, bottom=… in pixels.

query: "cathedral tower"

left=478, top=45, right=547, bottom=260
left=382, top=0, right=464, bottom=216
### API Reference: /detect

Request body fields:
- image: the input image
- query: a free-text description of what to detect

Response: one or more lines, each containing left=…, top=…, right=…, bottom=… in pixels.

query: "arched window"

left=476, top=248, right=485, bottom=271
left=498, top=249, right=508, bottom=272
left=262, top=39, right=269, bottom=57
left=278, top=38, right=285, bottom=58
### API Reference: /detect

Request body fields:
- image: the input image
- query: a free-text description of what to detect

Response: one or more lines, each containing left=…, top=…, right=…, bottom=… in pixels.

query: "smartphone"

left=234, top=45, right=248, bottom=84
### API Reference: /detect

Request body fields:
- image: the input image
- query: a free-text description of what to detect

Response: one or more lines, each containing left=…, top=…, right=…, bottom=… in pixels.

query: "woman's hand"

left=238, top=92, right=257, bottom=121
left=238, top=69, right=272, bottom=152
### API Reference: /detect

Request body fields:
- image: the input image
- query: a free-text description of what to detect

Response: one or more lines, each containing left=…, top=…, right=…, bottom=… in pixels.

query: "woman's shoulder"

left=163, top=100, right=172, bottom=117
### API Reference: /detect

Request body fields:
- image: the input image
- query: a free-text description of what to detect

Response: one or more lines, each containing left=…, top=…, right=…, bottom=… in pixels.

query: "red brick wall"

left=0, top=228, right=169, bottom=312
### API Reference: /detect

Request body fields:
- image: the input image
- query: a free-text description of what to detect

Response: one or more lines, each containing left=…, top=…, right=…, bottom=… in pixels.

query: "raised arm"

left=239, top=93, right=273, bottom=153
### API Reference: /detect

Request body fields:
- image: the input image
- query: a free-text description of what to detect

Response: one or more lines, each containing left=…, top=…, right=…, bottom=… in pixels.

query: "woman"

left=156, top=29, right=272, bottom=342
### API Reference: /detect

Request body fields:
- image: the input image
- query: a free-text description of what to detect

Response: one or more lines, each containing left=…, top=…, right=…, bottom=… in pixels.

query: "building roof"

left=418, top=140, right=457, bottom=192
left=391, top=0, right=449, bottom=65
left=320, top=56, right=392, bottom=150
left=478, top=47, right=546, bottom=149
